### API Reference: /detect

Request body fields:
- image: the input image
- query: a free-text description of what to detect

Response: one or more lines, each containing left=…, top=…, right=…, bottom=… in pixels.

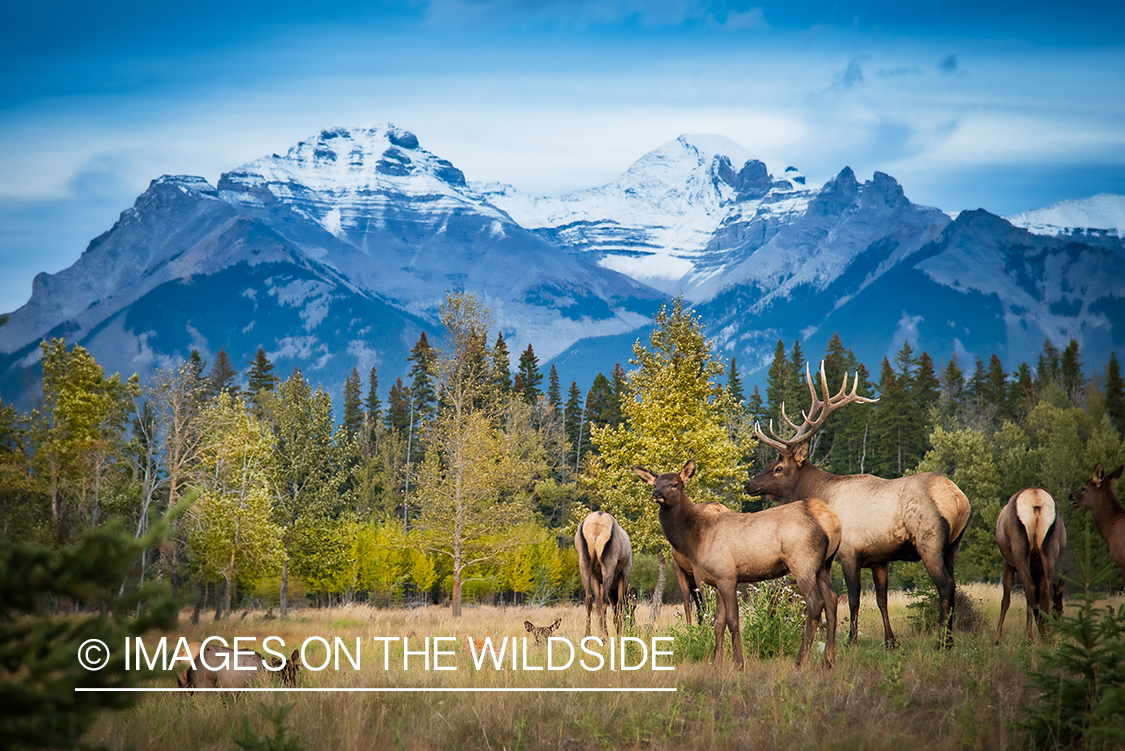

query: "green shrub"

left=1014, top=558, right=1125, bottom=750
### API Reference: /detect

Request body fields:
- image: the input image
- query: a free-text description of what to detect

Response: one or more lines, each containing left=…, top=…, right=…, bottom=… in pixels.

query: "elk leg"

left=872, top=564, right=897, bottom=649
left=673, top=562, right=694, bottom=626
left=794, top=569, right=823, bottom=668
left=1012, top=556, right=1040, bottom=640
left=840, top=555, right=863, bottom=645
left=920, top=550, right=957, bottom=649
left=994, top=562, right=1014, bottom=644
left=818, top=562, right=838, bottom=668
left=715, top=580, right=743, bottom=669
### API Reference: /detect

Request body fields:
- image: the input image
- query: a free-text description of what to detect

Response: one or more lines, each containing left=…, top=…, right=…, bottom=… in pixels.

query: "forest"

left=2, top=291, right=1124, bottom=620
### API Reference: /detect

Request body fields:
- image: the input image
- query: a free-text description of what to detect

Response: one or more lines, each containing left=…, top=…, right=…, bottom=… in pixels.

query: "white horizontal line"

left=76, top=687, right=677, bottom=693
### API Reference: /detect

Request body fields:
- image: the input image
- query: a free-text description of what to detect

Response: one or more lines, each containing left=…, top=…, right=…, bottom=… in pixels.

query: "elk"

left=994, top=487, right=1067, bottom=642
left=575, top=511, right=634, bottom=639
left=745, top=362, right=971, bottom=648
left=183, top=642, right=301, bottom=689
left=1070, top=463, right=1125, bottom=582
left=634, top=460, right=840, bottom=669
left=671, top=501, right=730, bottom=625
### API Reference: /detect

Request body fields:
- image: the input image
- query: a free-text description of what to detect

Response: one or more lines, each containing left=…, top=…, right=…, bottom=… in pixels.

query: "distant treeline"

left=1, top=293, right=1123, bottom=616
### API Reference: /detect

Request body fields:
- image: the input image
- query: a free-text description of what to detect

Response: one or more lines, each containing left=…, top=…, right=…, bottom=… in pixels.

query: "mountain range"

left=2, top=124, right=1123, bottom=409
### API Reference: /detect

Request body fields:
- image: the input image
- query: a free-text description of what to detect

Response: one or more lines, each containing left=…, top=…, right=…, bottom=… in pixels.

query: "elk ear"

left=1093, top=463, right=1105, bottom=485
left=793, top=442, right=810, bottom=466
left=1109, top=465, right=1125, bottom=485
left=633, top=466, right=656, bottom=485
left=524, top=621, right=534, bottom=631
left=681, top=459, right=697, bottom=482
left=290, top=648, right=300, bottom=666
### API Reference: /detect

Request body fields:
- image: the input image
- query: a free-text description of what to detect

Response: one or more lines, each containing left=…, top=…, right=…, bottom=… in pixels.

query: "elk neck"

left=656, top=491, right=701, bottom=556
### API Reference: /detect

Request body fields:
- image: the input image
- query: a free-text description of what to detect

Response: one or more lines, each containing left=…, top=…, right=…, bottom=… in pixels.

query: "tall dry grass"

left=84, top=584, right=1125, bottom=750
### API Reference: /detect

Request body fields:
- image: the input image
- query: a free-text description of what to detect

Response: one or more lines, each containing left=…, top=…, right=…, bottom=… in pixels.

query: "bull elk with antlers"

left=634, top=460, right=840, bottom=669
left=994, top=487, right=1067, bottom=642
left=1070, top=464, right=1125, bottom=582
left=745, top=363, right=971, bottom=648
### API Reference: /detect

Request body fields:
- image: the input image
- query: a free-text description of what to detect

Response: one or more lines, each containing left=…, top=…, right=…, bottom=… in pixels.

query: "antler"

left=754, top=361, right=878, bottom=456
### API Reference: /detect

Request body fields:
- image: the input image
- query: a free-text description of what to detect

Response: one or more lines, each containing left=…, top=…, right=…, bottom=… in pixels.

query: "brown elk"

left=633, top=460, right=840, bottom=669
left=183, top=642, right=301, bottom=689
left=994, top=487, right=1067, bottom=642
left=575, top=511, right=634, bottom=639
left=745, top=362, right=971, bottom=648
left=1070, top=463, right=1125, bottom=582
left=671, top=501, right=730, bottom=625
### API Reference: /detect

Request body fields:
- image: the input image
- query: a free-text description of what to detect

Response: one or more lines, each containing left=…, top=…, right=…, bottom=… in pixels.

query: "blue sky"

left=1, top=1, right=1123, bottom=314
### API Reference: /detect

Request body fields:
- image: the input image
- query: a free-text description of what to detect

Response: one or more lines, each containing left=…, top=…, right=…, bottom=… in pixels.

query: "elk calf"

left=635, top=460, right=839, bottom=669
left=1070, top=464, right=1125, bottom=582
left=994, top=488, right=1067, bottom=642
left=524, top=618, right=562, bottom=643
left=575, top=511, right=634, bottom=639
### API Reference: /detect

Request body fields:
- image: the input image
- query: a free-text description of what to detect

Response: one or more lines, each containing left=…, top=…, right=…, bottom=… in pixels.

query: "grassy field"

left=85, top=583, right=1123, bottom=751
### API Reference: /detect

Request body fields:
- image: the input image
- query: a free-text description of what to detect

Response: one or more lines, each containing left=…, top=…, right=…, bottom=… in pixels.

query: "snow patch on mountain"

left=1008, top=193, right=1125, bottom=238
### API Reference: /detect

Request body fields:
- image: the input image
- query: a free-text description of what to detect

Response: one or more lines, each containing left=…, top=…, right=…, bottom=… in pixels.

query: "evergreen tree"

left=515, top=344, right=543, bottom=404
left=188, top=349, right=207, bottom=383
left=208, top=347, right=240, bottom=400
left=547, top=364, right=562, bottom=413
left=1106, top=352, right=1125, bottom=432
left=407, top=332, right=437, bottom=424
left=1035, top=338, right=1061, bottom=390
left=491, top=332, right=513, bottom=395
left=914, top=351, right=940, bottom=450
left=342, top=367, right=364, bottom=438
left=245, top=347, right=278, bottom=403
left=385, top=378, right=410, bottom=435
left=1060, top=338, right=1085, bottom=403
left=727, top=356, right=745, bottom=407
left=983, top=354, right=1008, bottom=418
left=564, top=381, right=585, bottom=470
left=765, top=339, right=791, bottom=423
left=365, top=366, right=382, bottom=426
left=938, top=354, right=965, bottom=427
left=586, top=373, right=614, bottom=430
left=1008, top=362, right=1036, bottom=421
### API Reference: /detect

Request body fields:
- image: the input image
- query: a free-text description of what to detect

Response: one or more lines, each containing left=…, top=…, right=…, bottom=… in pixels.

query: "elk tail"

left=1016, top=488, right=1054, bottom=556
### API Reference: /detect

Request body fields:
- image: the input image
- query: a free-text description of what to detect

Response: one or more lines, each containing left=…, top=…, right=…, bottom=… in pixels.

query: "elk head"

left=633, top=460, right=696, bottom=507
left=745, top=362, right=875, bottom=501
left=1070, top=463, right=1123, bottom=510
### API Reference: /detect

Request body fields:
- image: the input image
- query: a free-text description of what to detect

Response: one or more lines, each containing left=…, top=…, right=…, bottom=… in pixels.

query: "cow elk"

left=575, top=511, right=634, bottom=639
left=634, top=460, right=840, bottom=669
left=745, top=362, right=971, bottom=648
left=1070, top=464, right=1125, bottom=582
left=671, top=501, right=730, bottom=625
left=183, top=642, right=301, bottom=690
left=994, top=488, right=1067, bottom=642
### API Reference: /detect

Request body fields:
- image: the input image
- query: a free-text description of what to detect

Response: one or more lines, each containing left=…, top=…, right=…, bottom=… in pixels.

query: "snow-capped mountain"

left=480, top=134, right=815, bottom=295
left=1006, top=194, right=1125, bottom=252
left=1, top=123, right=1123, bottom=410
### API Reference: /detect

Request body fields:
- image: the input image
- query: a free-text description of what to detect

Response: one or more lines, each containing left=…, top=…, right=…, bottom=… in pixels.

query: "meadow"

left=82, top=583, right=1125, bottom=751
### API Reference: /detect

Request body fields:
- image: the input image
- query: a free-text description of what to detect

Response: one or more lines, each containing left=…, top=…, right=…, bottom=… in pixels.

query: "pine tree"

left=765, top=339, right=791, bottom=423
left=245, top=347, right=277, bottom=402
left=564, top=381, right=585, bottom=470
left=547, top=364, right=562, bottom=413
left=983, top=354, right=1009, bottom=420
left=208, top=347, right=240, bottom=400
left=491, top=332, right=512, bottom=395
left=586, top=373, right=614, bottom=430
left=1106, top=352, right=1125, bottom=432
left=746, top=385, right=765, bottom=426
left=1035, top=338, right=1061, bottom=390
left=342, top=367, right=364, bottom=438
left=408, top=332, right=437, bottom=424
left=385, top=378, right=410, bottom=435
left=365, top=366, right=382, bottom=426
left=1008, top=362, right=1036, bottom=421
left=515, top=344, right=543, bottom=404
left=727, top=356, right=745, bottom=407
left=1060, top=338, right=1085, bottom=404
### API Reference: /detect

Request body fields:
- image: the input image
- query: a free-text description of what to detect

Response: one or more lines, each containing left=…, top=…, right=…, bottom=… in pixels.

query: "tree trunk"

left=649, top=550, right=667, bottom=622
left=280, top=553, right=289, bottom=618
